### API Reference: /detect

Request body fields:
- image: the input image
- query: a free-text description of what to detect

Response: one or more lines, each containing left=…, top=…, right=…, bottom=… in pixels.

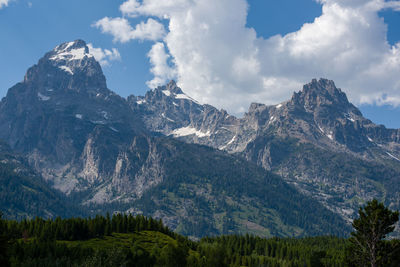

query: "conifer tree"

left=0, top=211, right=9, bottom=267
left=347, top=199, right=399, bottom=267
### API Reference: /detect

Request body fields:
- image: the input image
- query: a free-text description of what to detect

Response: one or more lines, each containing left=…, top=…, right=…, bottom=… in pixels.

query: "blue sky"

left=1, top=0, right=400, bottom=128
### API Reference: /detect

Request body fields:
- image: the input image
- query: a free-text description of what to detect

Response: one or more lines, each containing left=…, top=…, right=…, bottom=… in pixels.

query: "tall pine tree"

left=347, top=199, right=399, bottom=267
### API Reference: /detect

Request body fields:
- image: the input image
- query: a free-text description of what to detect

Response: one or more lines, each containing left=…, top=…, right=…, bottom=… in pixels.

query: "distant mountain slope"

left=129, top=138, right=349, bottom=237
left=0, top=141, right=76, bottom=219
left=130, top=79, right=400, bottom=223
left=0, top=40, right=350, bottom=238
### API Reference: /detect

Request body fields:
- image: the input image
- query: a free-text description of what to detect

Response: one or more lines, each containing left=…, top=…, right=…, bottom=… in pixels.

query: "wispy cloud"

left=146, top=42, right=176, bottom=88
left=87, top=43, right=121, bottom=66
left=93, top=17, right=166, bottom=43
left=0, top=0, right=13, bottom=9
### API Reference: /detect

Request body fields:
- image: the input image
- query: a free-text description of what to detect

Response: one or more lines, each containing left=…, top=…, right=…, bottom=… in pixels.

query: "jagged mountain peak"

left=47, top=40, right=93, bottom=67
left=302, top=78, right=343, bottom=97
left=164, top=80, right=182, bottom=94
left=22, top=39, right=107, bottom=93
left=291, top=78, right=354, bottom=111
left=131, top=80, right=200, bottom=108
left=246, top=103, right=268, bottom=117
left=288, top=78, right=363, bottom=125
left=153, top=80, right=196, bottom=102
left=42, top=39, right=100, bottom=77
left=0, top=39, right=145, bottom=153
left=54, top=39, right=88, bottom=52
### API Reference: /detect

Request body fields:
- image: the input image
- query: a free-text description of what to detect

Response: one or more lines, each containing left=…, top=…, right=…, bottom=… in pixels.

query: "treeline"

left=0, top=213, right=189, bottom=266
left=0, top=212, right=348, bottom=267
left=197, top=235, right=347, bottom=266
left=3, top=213, right=174, bottom=241
left=1, top=211, right=399, bottom=266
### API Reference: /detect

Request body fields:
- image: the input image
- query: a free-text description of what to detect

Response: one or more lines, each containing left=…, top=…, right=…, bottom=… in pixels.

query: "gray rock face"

left=132, top=78, right=400, bottom=225
left=128, top=81, right=249, bottom=152
left=0, top=140, right=76, bottom=219
left=0, top=40, right=151, bottom=201
left=282, top=79, right=400, bottom=154
left=242, top=80, right=400, bottom=227
left=26, top=40, right=107, bottom=91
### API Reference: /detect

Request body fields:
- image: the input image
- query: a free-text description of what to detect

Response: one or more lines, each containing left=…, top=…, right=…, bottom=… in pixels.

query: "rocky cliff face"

left=0, top=40, right=153, bottom=201
left=128, top=80, right=251, bottom=153
left=132, top=78, right=400, bottom=224
left=0, top=141, right=76, bottom=219
left=240, top=80, right=400, bottom=223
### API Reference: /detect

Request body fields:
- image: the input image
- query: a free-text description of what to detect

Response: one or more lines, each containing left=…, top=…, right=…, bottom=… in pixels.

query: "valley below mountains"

left=1, top=40, right=399, bottom=238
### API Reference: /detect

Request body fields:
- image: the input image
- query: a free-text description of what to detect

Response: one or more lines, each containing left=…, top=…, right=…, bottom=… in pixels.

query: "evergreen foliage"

left=1, top=210, right=399, bottom=266
left=0, top=142, right=77, bottom=220
left=346, top=199, right=399, bottom=267
left=0, top=212, right=367, bottom=266
left=133, top=137, right=351, bottom=238
left=0, top=211, right=10, bottom=267
left=3, top=213, right=174, bottom=242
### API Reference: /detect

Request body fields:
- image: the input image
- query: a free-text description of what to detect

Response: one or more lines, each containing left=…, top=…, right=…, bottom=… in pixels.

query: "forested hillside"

left=1, top=212, right=399, bottom=267
left=0, top=213, right=344, bottom=266
left=0, top=141, right=77, bottom=219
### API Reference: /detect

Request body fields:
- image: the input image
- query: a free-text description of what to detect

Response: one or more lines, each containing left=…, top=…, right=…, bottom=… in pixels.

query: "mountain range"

left=1, top=40, right=399, bottom=238
left=131, top=77, right=400, bottom=223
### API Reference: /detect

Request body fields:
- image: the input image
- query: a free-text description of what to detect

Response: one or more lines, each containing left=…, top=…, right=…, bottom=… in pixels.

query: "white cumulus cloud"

left=146, top=42, right=176, bottom=88
left=87, top=43, right=121, bottom=66
left=97, top=0, right=400, bottom=114
left=0, top=0, right=12, bottom=9
left=93, top=17, right=165, bottom=43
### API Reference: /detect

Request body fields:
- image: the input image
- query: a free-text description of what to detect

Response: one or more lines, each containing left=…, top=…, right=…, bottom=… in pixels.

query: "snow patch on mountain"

left=59, top=66, right=74, bottom=75
left=162, top=90, right=171, bottom=96
left=386, top=152, right=400, bottom=162
left=175, top=93, right=199, bottom=103
left=219, top=135, right=237, bottom=150
left=110, top=126, right=119, bottom=132
left=345, top=113, right=355, bottom=122
left=101, top=111, right=109, bottom=120
left=161, top=112, right=175, bottom=122
left=50, top=46, right=93, bottom=62
left=171, top=126, right=211, bottom=138
left=269, top=116, right=276, bottom=124
left=38, top=92, right=50, bottom=101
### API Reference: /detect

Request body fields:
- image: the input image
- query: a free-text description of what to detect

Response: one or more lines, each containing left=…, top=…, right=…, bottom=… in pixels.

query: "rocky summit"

left=0, top=40, right=353, bottom=238
left=0, top=40, right=145, bottom=195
